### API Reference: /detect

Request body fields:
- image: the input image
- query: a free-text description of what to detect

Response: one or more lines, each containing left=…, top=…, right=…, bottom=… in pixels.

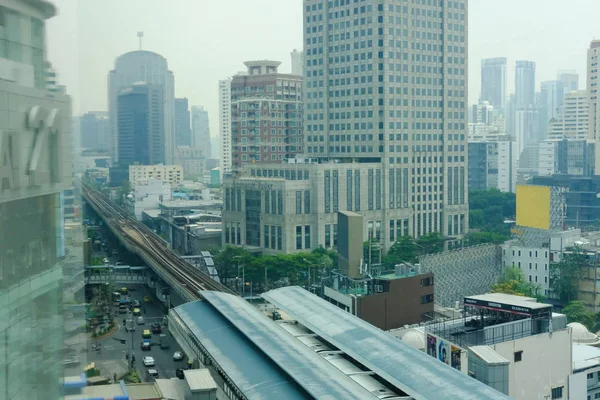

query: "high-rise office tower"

left=480, top=57, right=507, bottom=110
left=80, top=111, right=110, bottom=151
left=219, top=78, right=232, bottom=175
left=515, top=60, right=536, bottom=107
left=175, top=98, right=192, bottom=147
left=191, top=106, right=211, bottom=157
left=291, top=49, right=304, bottom=76
left=558, top=70, right=579, bottom=93
left=0, top=1, right=80, bottom=398
left=230, top=61, right=303, bottom=174
left=588, top=40, right=600, bottom=174
left=303, top=0, right=468, bottom=239
left=117, top=83, right=165, bottom=166
left=108, top=50, right=175, bottom=165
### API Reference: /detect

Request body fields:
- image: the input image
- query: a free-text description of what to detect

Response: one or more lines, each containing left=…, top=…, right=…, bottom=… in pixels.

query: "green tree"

left=492, top=267, right=545, bottom=302
left=465, top=231, right=509, bottom=246
left=469, top=189, right=516, bottom=236
left=384, top=235, right=419, bottom=267
left=416, top=232, right=445, bottom=254
left=551, top=249, right=587, bottom=304
left=116, top=180, right=132, bottom=206
left=562, top=301, right=596, bottom=330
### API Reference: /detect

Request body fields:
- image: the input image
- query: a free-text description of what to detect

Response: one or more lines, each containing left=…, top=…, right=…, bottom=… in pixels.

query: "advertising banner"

left=426, top=333, right=467, bottom=373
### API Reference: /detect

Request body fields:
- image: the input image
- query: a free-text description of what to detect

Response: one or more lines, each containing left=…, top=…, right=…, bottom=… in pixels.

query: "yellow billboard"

left=516, top=185, right=550, bottom=230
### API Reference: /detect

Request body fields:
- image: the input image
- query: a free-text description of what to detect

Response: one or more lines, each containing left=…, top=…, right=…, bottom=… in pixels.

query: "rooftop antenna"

left=137, top=31, right=144, bottom=50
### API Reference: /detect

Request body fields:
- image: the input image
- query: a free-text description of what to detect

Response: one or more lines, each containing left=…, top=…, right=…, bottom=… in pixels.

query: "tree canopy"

left=550, top=249, right=587, bottom=304
left=212, top=245, right=336, bottom=293
left=491, top=267, right=545, bottom=302
left=469, top=189, right=515, bottom=236
left=562, top=301, right=596, bottom=331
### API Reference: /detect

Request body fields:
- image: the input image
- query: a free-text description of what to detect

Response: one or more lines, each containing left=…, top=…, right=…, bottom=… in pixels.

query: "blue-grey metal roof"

left=262, top=286, right=511, bottom=400
left=173, top=301, right=309, bottom=400
left=200, top=291, right=378, bottom=400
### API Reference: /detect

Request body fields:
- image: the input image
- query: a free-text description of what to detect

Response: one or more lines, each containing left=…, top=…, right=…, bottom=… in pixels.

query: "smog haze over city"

left=5, top=0, right=600, bottom=399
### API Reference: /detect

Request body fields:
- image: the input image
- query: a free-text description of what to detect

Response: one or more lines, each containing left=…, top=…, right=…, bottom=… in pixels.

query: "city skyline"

left=46, top=0, right=600, bottom=138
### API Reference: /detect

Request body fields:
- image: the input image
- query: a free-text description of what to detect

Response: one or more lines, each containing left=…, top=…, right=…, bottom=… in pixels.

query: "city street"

left=70, top=283, right=187, bottom=381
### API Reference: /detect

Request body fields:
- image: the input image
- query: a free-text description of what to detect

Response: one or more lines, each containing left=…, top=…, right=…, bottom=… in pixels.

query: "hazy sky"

left=46, top=0, right=600, bottom=136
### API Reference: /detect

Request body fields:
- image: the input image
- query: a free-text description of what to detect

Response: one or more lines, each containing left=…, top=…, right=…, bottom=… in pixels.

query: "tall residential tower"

left=588, top=40, right=600, bottom=174
left=219, top=78, right=232, bottom=176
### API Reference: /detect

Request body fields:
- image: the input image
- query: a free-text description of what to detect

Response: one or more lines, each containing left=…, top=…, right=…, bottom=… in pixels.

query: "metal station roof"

left=200, top=291, right=378, bottom=400
left=262, top=286, right=511, bottom=400
left=173, top=301, right=309, bottom=400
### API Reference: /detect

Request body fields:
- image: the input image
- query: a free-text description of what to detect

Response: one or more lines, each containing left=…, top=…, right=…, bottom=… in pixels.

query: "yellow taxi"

left=144, top=296, right=151, bottom=303
left=133, top=308, right=141, bottom=316
left=121, top=287, right=128, bottom=294
left=142, top=329, right=151, bottom=339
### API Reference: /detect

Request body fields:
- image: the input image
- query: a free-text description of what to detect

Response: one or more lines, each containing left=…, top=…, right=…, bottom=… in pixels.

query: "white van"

left=137, top=317, right=145, bottom=325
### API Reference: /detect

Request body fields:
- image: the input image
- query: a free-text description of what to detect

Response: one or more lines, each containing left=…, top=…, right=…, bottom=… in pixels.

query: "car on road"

left=133, top=299, right=141, bottom=307
left=144, top=296, right=151, bottom=303
left=175, top=368, right=185, bottom=379
left=142, top=356, right=155, bottom=367
left=137, top=316, right=145, bottom=325
left=151, top=323, right=162, bottom=334
left=147, top=369, right=159, bottom=378
left=133, top=308, right=141, bottom=316
left=142, top=329, right=151, bottom=339
left=173, top=351, right=184, bottom=361
left=141, top=340, right=151, bottom=351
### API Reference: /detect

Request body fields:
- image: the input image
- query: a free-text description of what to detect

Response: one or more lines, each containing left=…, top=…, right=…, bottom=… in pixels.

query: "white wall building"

left=538, top=140, right=558, bottom=176
left=587, top=40, right=600, bottom=175
left=129, top=164, right=183, bottom=187
left=570, top=344, right=600, bottom=399
left=218, top=78, right=232, bottom=178
left=488, top=328, right=572, bottom=400
left=502, top=229, right=582, bottom=297
left=126, top=178, right=172, bottom=220
left=549, top=90, right=589, bottom=141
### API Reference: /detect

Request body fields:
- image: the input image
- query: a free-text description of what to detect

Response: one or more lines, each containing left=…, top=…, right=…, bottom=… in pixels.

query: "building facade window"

left=296, top=191, right=302, bottom=214
left=375, top=168, right=381, bottom=210
left=324, top=170, right=331, bottom=213
left=333, top=170, right=339, bottom=212
left=304, top=190, right=311, bottom=213
left=305, top=225, right=311, bottom=249
left=368, top=168, right=374, bottom=210
left=355, top=172, right=361, bottom=211
left=347, top=170, right=353, bottom=210
left=296, top=226, right=302, bottom=250
left=264, top=225, right=270, bottom=248
left=277, top=191, right=283, bottom=215
left=277, top=227, right=282, bottom=250
left=325, top=224, right=331, bottom=248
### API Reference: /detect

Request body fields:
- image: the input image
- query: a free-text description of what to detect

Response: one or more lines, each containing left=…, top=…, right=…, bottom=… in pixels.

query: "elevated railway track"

left=82, top=185, right=234, bottom=301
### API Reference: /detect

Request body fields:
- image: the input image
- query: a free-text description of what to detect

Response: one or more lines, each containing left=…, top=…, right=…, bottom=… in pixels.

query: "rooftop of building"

left=464, top=293, right=552, bottom=312
left=172, top=292, right=378, bottom=400
left=573, top=343, right=600, bottom=372
left=262, top=286, right=510, bottom=400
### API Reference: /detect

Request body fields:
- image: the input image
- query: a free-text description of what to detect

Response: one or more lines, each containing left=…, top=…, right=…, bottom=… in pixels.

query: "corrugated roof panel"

left=262, top=286, right=511, bottom=400
left=183, top=369, right=217, bottom=391
left=200, top=291, right=378, bottom=400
